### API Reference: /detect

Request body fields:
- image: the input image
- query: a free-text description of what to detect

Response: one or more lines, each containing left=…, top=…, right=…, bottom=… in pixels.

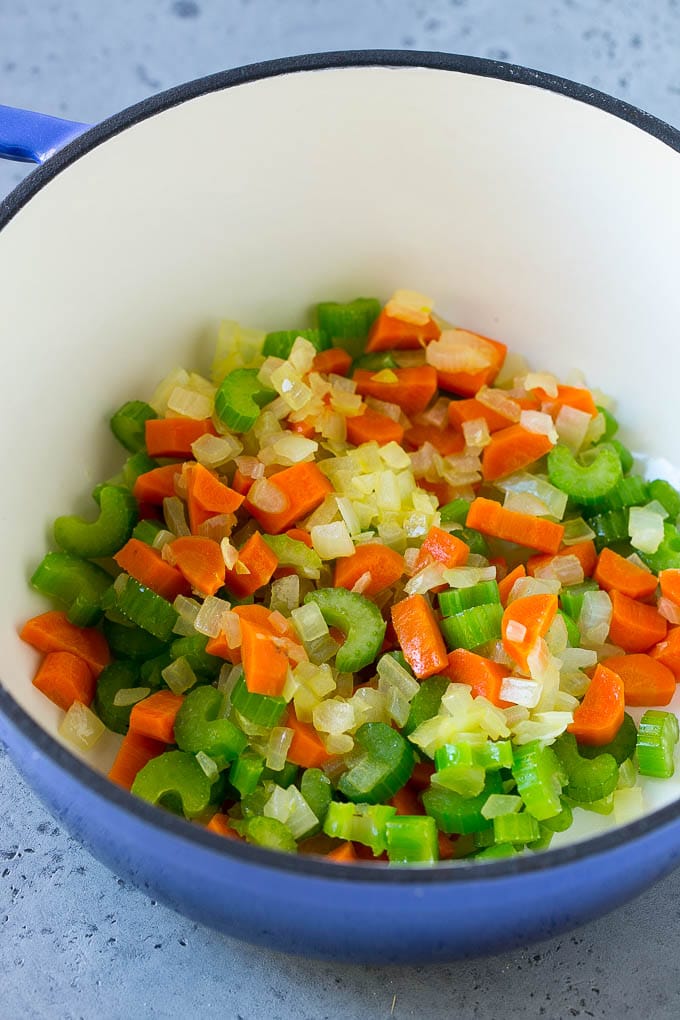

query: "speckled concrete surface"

left=3, top=2, right=680, bottom=1017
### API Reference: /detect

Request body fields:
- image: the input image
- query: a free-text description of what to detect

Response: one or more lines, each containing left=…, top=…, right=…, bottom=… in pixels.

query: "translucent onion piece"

left=350, top=570, right=372, bottom=595
left=194, top=595, right=231, bottom=638
left=627, top=552, right=653, bottom=573
left=270, top=433, right=319, bottom=464
left=364, top=397, right=402, bottom=422
left=504, top=491, right=552, bottom=518
left=248, top=477, right=289, bottom=514
left=289, top=337, right=317, bottom=375
left=162, top=656, right=197, bottom=694
left=442, top=566, right=497, bottom=588
left=658, top=596, right=680, bottom=625
left=505, top=620, right=527, bottom=643
left=150, top=367, right=190, bottom=415
left=511, top=711, right=573, bottom=746
left=583, top=411, right=606, bottom=447
left=559, top=669, right=591, bottom=698
left=629, top=505, right=665, bottom=554
left=58, top=701, right=106, bottom=751
left=426, top=330, right=496, bottom=374
left=554, top=405, right=592, bottom=453
left=523, top=371, right=559, bottom=398
left=152, top=529, right=175, bottom=550
left=291, top=602, right=329, bottom=644
left=545, top=614, right=569, bottom=655
left=191, top=432, right=243, bottom=468
left=554, top=691, right=580, bottom=712
left=578, top=590, right=613, bottom=646
left=113, top=686, right=151, bottom=708
left=560, top=646, right=598, bottom=671
left=379, top=441, right=412, bottom=470
left=335, top=496, right=362, bottom=537
left=476, top=386, right=522, bottom=422
left=376, top=654, right=420, bottom=700
left=235, top=456, right=264, bottom=480
left=324, top=733, right=355, bottom=755
left=499, top=676, right=542, bottom=708
left=310, top=521, right=355, bottom=559
left=313, top=698, right=356, bottom=735
left=519, top=410, right=558, bottom=444
left=167, top=386, right=213, bottom=420
left=417, top=397, right=450, bottom=429
left=220, top=538, right=239, bottom=570
left=197, top=514, right=237, bottom=542
left=404, top=563, right=446, bottom=595
left=561, top=516, right=596, bottom=546
left=495, top=471, right=568, bottom=520
left=494, top=351, right=529, bottom=388
left=163, top=496, right=191, bottom=537
left=507, top=577, right=561, bottom=602
left=264, top=784, right=317, bottom=840
left=172, top=595, right=201, bottom=635
left=217, top=664, right=243, bottom=701
left=534, top=554, right=584, bottom=587
left=613, top=786, right=644, bottom=825
left=462, top=417, right=491, bottom=450
left=385, top=289, right=433, bottom=324
left=265, top=726, right=294, bottom=771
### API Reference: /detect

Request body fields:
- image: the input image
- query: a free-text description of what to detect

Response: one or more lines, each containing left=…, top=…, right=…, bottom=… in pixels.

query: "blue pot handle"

left=0, top=104, right=90, bottom=164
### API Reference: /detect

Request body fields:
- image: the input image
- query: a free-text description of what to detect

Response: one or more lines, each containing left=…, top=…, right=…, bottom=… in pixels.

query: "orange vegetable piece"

left=353, top=366, right=438, bottom=417
left=601, top=653, right=676, bottom=707
left=240, top=618, right=288, bottom=696
left=659, top=569, right=680, bottom=606
left=20, top=611, right=110, bottom=677
left=435, top=335, right=507, bottom=397
left=132, top=463, right=184, bottom=504
left=441, top=648, right=512, bottom=708
left=594, top=547, right=658, bottom=600
left=447, top=397, right=519, bottom=434
left=286, top=527, right=313, bottom=548
left=184, top=462, right=244, bottom=533
left=286, top=710, right=333, bottom=768
left=391, top=593, right=448, bottom=679
left=527, top=540, right=598, bottom=580
left=334, top=542, right=404, bottom=597
left=129, top=690, right=185, bottom=743
left=538, top=384, right=597, bottom=419
left=403, top=424, right=465, bottom=456
left=481, top=424, right=554, bottom=482
left=498, top=563, right=526, bottom=606
left=466, top=497, right=564, bottom=554
left=244, top=461, right=333, bottom=534
left=346, top=407, right=405, bottom=447
left=231, top=468, right=254, bottom=497
left=326, top=841, right=359, bottom=862
left=608, top=589, right=667, bottom=653
left=168, top=535, right=226, bottom=596
left=145, top=417, right=216, bottom=458
left=365, top=308, right=441, bottom=352
left=32, top=650, right=96, bottom=712
left=651, top=627, right=680, bottom=678
left=390, top=785, right=424, bottom=815
left=108, top=730, right=166, bottom=790
left=114, top=537, right=192, bottom=602
left=223, top=530, right=278, bottom=598
left=312, top=347, right=353, bottom=376
left=501, top=593, right=558, bottom=674
left=568, top=663, right=625, bottom=746
left=206, top=813, right=243, bottom=839
left=413, top=526, right=470, bottom=572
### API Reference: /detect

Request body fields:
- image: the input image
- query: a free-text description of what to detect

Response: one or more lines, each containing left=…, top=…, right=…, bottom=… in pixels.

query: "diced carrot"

left=466, top=497, right=564, bottom=554
left=438, top=832, right=458, bottom=860
left=32, top=650, right=96, bottom=711
left=498, top=564, right=526, bottom=606
left=413, top=526, right=470, bottom=572
left=108, top=730, right=166, bottom=790
left=145, top=417, right=217, bottom=458
left=20, top=611, right=110, bottom=677
left=168, top=535, right=226, bottom=597
left=403, top=424, right=465, bottom=456
left=286, top=527, right=313, bottom=548
left=408, top=761, right=435, bottom=790
left=440, top=648, right=512, bottom=708
left=334, top=542, right=404, bottom=597
left=448, top=397, right=518, bottom=434
left=326, top=841, right=359, bottom=862
left=206, top=813, right=243, bottom=839
left=481, top=424, right=554, bottom=482
left=390, top=785, right=424, bottom=815
left=527, top=541, right=598, bottom=580
left=286, top=710, right=333, bottom=768
left=651, top=627, right=680, bottom=678
left=240, top=618, right=288, bottom=695
left=601, top=653, right=676, bottom=707
left=346, top=407, right=405, bottom=447
left=129, top=690, right=185, bottom=743
left=287, top=417, right=317, bottom=439
left=435, top=335, right=507, bottom=397
left=205, top=631, right=240, bottom=664
left=502, top=593, right=558, bottom=673
left=244, top=461, right=333, bottom=534
left=184, top=462, right=244, bottom=533
left=114, top=537, right=192, bottom=601
left=594, top=547, right=658, bottom=600
left=568, top=663, right=624, bottom=745
left=353, top=366, right=438, bottom=417
left=312, top=347, right=353, bottom=376
left=132, top=463, right=185, bottom=504
left=365, top=308, right=441, bottom=352
left=231, top=468, right=254, bottom=497
left=659, top=569, right=680, bottom=607
left=391, top=594, right=449, bottom=679
left=234, top=603, right=296, bottom=641
left=538, top=384, right=598, bottom=419
left=608, top=589, right=667, bottom=653
left=223, top=531, right=278, bottom=598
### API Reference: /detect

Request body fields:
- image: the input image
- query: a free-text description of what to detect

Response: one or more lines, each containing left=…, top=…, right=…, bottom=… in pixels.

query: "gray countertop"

left=3, top=2, right=680, bottom=1017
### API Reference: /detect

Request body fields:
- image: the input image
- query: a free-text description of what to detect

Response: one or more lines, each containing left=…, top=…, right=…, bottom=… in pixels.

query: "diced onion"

left=196, top=751, right=220, bottom=781
left=289, top=337, right=317, bottom=375
left=270, top=574, right=301, bottom=614
left=58, top=701, right=106, bottom=751
left=476, top=385, right=521, bottom=422
left=197, top=514, right=237, bottom=542
left=162, top=656, right=197, bottom=694
left=265, top=726, right=294, bottom=771
left=220, top=537, right=239, bottom=570
left=163, top=496, right=191, bottom=537
left=221, top=611, right=242, bottom=649
left=499, top=676, right=542, bottom=708
left=507, top=577, right=561, bottom=602
left=385, top=288, right=433, bottom=325
left=194, top=595, right=231, bottom=638
left=511, top=711, right=573, bottom=745
left=248, top=477, right=289, bottom=513
left=377, top=654, right=420, bottom=700
left=534, top=554, right=584, bottom=587
left=504, top=491, right=552, bottom=518
left=578, top=590, right=613, bottom=646
left=311, top=521, right=355, bottom=559
left=264, top=785, right=317, bottom=840
left=191, top=432, right=243, bottom=468
left=561, top=517, right=596, bottom=545
left=519, top=410, right=558, bottom=444
left=149, top=367, right=190, bottom=415
left=505, top=620, right=527, bottom=642
left=462, top=417, right=491, bottom=449
left=613, top=786, right=644, bottom=825
left=291, top=602, right=329, bottom=644
left=523, top=371, right=558, bottom=398
left=426, top=330, right=496, bottom=373
left=167, top=386, right=213, bottom=420
left=442, top=566, right=497, bottom=588
left=379, top=441, right=412, bottom=470
left=404, top=563, right=446, bottom=595
left=629, top=505, right=665, bottom=554
left=217, top=663, right=243, bottom=701
left=350, top=570, right=372, bottom=595
left=313, top=698, right=356, bottom=735
left=495, top=471, right=568, bottom=520
left=172, top=595, right=201, bottom=635
left=658, top=596, right=680, bottom=624
left=113, top=687, right=151, bottom=708
left=235, top=455, right=264, bottom=479
left=270, top=433, right=319, bottom=464
left=554, top=405, right=591, bottom=452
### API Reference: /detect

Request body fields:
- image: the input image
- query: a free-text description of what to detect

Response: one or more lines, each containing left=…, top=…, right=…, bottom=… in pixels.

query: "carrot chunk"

left=129, top=690, right=185, bottom=743
left=608, top=590, right=667, bottom=653
left=185, top=462, right=244, bottom=533
left=481, top=424, right=554, bottom=482
left=244, top=462, right=332, bottom=534
left=223, top=531, right=278, bottom=598
left=391, top=593, right=448, bottom=679
left=568, top=663, right=624, bottom=746
left=334, top=543, right=404, bottom=597
left=286, top=710, right=333, bottom=768
left=413, top=526, right=469, bottom=572
left=346, top=407, right=405, bottom=447
left=108, top=730, right=166, bottom=790
left=20, top=611, right=110, bottom=677
left=365, top=309, right=441, bottom=352
left=114, top=538, right=192, bottom=602
left=527, top=541, right=598, bottom=580
left=353, top=366, right=438, bottom=417
left=502, top=593, right=558, bottom=673
left=168, top=536, right=226, bottom=597
left=145, top=417, right=216, bottom=457
left=594, top=547, right=658, bottom=600
left=311, top=347, right=353, bottom=376
left=601, top=653, right=676, bottom=707
left=466, top=497, right=564, bottom=554
left=32, top=650, right=96, bottom=711
left=132, top=463, right=185, bottom=504
left=441, top=648, right=512, bottom=708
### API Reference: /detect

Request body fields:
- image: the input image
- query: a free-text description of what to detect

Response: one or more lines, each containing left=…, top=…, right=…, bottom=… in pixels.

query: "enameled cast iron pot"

left=2, top=52, right=680, bottom=963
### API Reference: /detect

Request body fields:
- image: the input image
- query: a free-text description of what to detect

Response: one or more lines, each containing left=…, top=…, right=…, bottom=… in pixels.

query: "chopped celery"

left=303, top=588, right=386, bottom=673
left=649, top=479, right=680, bottom=520
left=94, top=661, right=141, bottom=734
left=638, top=522, right=680, bottom=572
left=492, top=811, right=541, bottom=845
left=31, top=551, right=112, bottom=627
left=422, top=772, right=503, bottom=835
left=547, top=444, right=622, bottom=504
left=440, top=603, right=503, bottom=651
left=244, top=816, right=297, bottom=852
left=54, top=485, right=138, bottom=559
left=438, top=580, right=500, bottom=618
left=110, top=399, right=157, bottom=453
left=174, top=686, right=247, bottom=760
left=559, top=579, right=600, bottom=620
left=262, top=328, right=329, bottom=359
left=439, top=498, right=470, bottom=526
left=553, top=732, right=619, bottom=803
left=586, top=508, right=631, bottom=552
left=636, top=710, right=679, bottom=779
left=106, top=575, right=178, bottom=641
left=402, top=675, right=449, bottom=737
left=316, top=297, right=381, bottom=358
left=385, top=815, right=439, bottom=864
left=583, top=475, right=649, bottom=515
left=214, top=367, right=276, bottom=432
left=103, top=619, right=168, bottom=661
left=131, top=750, right=212, bottom=818
left=577, top=712, right=637, bottom=765
left=511, top=741, right=566, bottom=820
left=338, top=722, right=414, bottom=804
left=231, top=675, right=287, bottom=728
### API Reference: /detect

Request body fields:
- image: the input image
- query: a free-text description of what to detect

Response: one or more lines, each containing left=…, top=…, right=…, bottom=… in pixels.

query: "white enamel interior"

left=2, top=64, right=680, bottom=841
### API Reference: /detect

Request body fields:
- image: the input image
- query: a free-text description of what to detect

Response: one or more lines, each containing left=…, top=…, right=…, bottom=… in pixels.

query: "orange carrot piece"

left=20, top=611, right=110, bottom=677
left=409, top=761, right=435, bottom=790
left=286, top=710, right=333, bottom=768
left=326, top=841, right=359, bottom=862
left=353, top=366, right=438, bottom=417
left=651, top=627, right=680, bottom=678
left=390, top=785, right=424, bottom=815
left=502, top=593, right=558, bottom=673
left=346, top=407, right=405, bottom=447
left=312, top=347, right=353, bottom=376
left=334, top=542, right=404, bottom=597
left=481, top=424, right=554, bottom=482
left=608, top=589, right=667, bottom=653
left=185, top=462, right=244, bottom=533
left=132, top=462, right=185, bottom=504
left=206, top=813, right=243, bottom=839
left=601, top=653, right=676, bottom=707
left=447, top=397, right=518, bottom=434
left=440, top=648, right=512, bottom=708
left=498, top=563, right=526, bottom=606
left=244, top=461, right=333, bottom=534
left=365, top=308, right=441, bottom=352
left=466, top=497, right=564, bottom=554
left=391, top=593, right=448, bottom=679
left=234, top=603, right=296, bottom=640
left=435, top=335, right=507, bottom=397
left=129, top=690, right=185, bottom=743
left=568, top=663, right=625, bottom=746
left=223, top=530, right=278, bottom=598
left=108, top=730, right=166, bottom=790
left=594, top=547, right=658, bottom=600
left=286, top=527, right=313, bottom=548
left=205, top=631, right=240, bottom=664
left=403, top=424, right=465, bottom=456
left=145, top=417, right=216, bottom=458
left=114, top=537, right=192, bottom=602
left=527, top=540, right=598, bottom=580
left=438, top=832, right=458, bottom=860
left=538, top=384, right=598, bottom=419
left=240, top=618, right=288, bottom=695
left=416, top=478, right=457, bottom=507
left=659, top=569, right=680, bottom=606
left=231, top=468, right=254, bottom=497
left=168, top=535, right=226, bottom=597
left=413, top=526, right=470, bottom=572
left=32, top=650, right=96, bottom=711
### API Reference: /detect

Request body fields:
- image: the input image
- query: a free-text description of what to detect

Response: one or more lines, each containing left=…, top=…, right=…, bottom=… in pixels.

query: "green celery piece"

left=473, top=740, right=514, bottom=771
left=540, top=800, right=574, bottom=833
left=299, top=768, right=332, bottom=834
left=122, top=451, right=158, bottom=489
left=571, top=792, right=615, bottom=815
left=385, top=815, right=439, bottom=864
left=338, top=722, right=414, bottom=804
left=94, top=660, right=142, bottom=735
left=170, top=635, right=222, bottom=678
left=511, top=740, right=567, bottom=820
left=527, top=824, right=555, bottom=852
left=434, top=742, right=475, bottom=770
left=103, top=619, right=168, bottom=661
left=587, top=508, right=631, bottom=553
left=31, top=551, right=112, bottom=627
left=387, top=650, right=412, bottom=673
left=440, top=603, right=503, bottom=652
left=422, top=772, right=503, bottom=835
left=261, top=533, right=322, bottom=579
left=244, top=816, right=297, bottom=852
left=607, top=439, right=634, bottom=475
left=639, top=523, right=680, bottom=572
left=582, top=475, right=649, bottom=516
left=558, top=609, right=581, bottom=647
left=649, top=479, right=680, bottom=520
left=316, top=297, right=382, bottom=359
left=131, top=750, right=212, bottom=819
left=261, top=761, right=299, bottom=787
left=132, top=518, right=165, bottom=545
left=322, top=801, right=354, bottom=841
left=402, top=675, right=449, bottom=737
left=431, top=743, right=486, bottom=796
left=351, top=351, right=398, bottom=373
left=438, top=580, right=500, bottom=618
left=547, top=444, right=622, bottom=504
left=493, top=812, right=541, bottom=845
left=455, top=527, right=489, bottom=558
left=140, top=650, right=173, bottom=690
left=559, top=580, right=600, bottom=620
left=240, top=784, right=271, bottom=819
left=349, top=804, right=398, bottom=855
left=439, top=498, right=470, bottom=526
left=636, top=710, right=679, bottom=779
left=229, top=752, right=265, bottom=798
left=108, top=575, right=178, bottom=641
left=553, top=732, right=619, bottom=803
left=578, top=712, right=637, bottom=765
left=303, top=587, right=386, bottom=673
left=54, top=485, right=138, bottom=559
left=262, top=328, right=329, bottom=359
left=174, top=686, right=247, bottom=761
left=214, top=367, right=276, bottom=432
left=474, top=842, right=518, bottom=860
left=231, top=675, right=287, bottom=727
left=110, top=400, right=157, bottom=453
left=596, top=405, right=619, bottom=441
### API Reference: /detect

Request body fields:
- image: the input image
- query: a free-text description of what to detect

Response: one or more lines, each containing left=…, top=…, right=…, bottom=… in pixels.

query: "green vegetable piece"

left=261, top=534, right=322, bottom=579
left=338, top=722, right=414, bottom=804
left=596, top=405, right=619, bottom=441
left=108, top=575, right=178, bottom=641
left=214, top=367, right=276, bottom=433
left=94, top=660, right=142, bottom=734
left=439, top=498, right=470, bottom=526
left=432, top=744, right=486, bottom=797
left=587, top=508, right=631, bottom=552
left=639, top=523, right=680, bottom=572
left=493, top=811, right=541, bottom=845
left=352, top=804, right=398, bottom=855
left=243, top=815, right=297, bottom=852
left=140, top=650, right=173, bottom=690
left=649, top=479, right=680, bottom=520
left=553, top=732, right=619, bottom=803
left=474, top=842, right=518, bottom=860
left=402, top=675, right=449, bottom=737
left=299, top=768, right=332, bottom=834
left=351, top=351, right=399, bottom=373
left=547, top=444, right=622, bottom=504
left=438, top=580, right=500, bottom=618
left=583, top=475, right=649, bottom=516
left=229, top=752, right=265, bottom=798
left=231, top=674, right=287, bottom=727
left=385, top=815, right=439, bottom=864
left=440, top=603, right=503, bottom=651
left=322, top=801, right=354, bottom=841
left=578, top=712, right=637, bottom=765
left=240, top=784, right=270, bottom=819
left=422, top=772, right=503, bottom=835
left=316, top=297, right=382, bottom=359
left=110, top=399, right=158, bottom=453
left=170, top=635, right=222, bottom=678
left=511, top=740, right=567, bottom=820
left=303, top=587, right=386, bottom=673
left=607, top=439, right=634, bottom=475
left=559, top=580, right=600, bottom=620
left=122, top=451, right=158, bottom=488
left=472, top=739, right=514, bottom=771
left=174, top=686, right=247, bottom=761
left=54, top=485, right=138, bottom=559
left=527, top=824, right=555, bottom=852
left=31, top=551, right=112, bottom=627
left=103, top=619, right=168, bottom=661
left=540, top=800, right=574, bottom=833
left=456, top=527, right=489, bottom=558
left=261, top=761, right=299, bottom=787
left=132, top=518, right=165, bottom=545
left=636, top=709, right=679, bottom=779
left=131, top=750, right=212, bottom=818
left=558, top=609, right=581, bottom=648
left=262, top=328, right=329, bottom=359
